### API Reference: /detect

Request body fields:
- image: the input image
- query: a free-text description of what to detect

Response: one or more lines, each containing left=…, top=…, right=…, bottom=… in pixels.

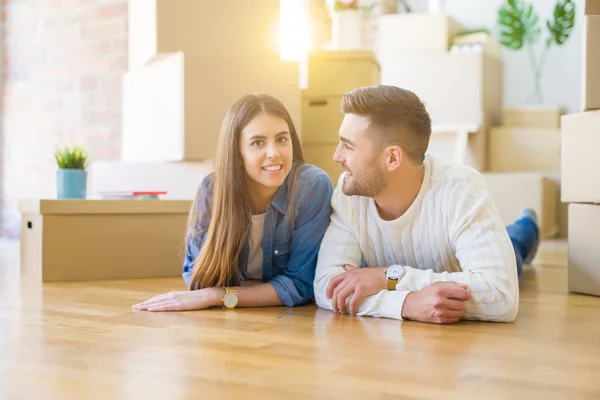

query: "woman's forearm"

left=210, top=283, right=283, bottom=308
left=238, top=280, right=263, bottom=287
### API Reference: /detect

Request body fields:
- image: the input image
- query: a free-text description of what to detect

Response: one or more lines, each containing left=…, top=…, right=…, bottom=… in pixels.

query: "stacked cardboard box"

left=582, top=10, right=600, bottom=111
left=128, top=0, right=281, bottom=70
left=483, top=105, right=563, bottom=240
left=561, top=4, right=600, bottom=296
left=377, top=13, right=462, bottom=56
left=488, top=107, right=562, bottom=173
left=122, top=0, right=301, bottom=163
left=371, top=11, right=564, bottom=240
left=301, top=50, right=380, bottom=183
left=374, top=12, right=561, bottom=237
left=91, top=0, right=301, bottom=200
left=88, top=160, right=213, bottom=200
left=562, top=110, right=600, bottom=296
left=122, top=52, right=300, bottom=162
left=376, top=12, right=503, bottom=171
left=483, top=171, right=560, bottom=239
left=562, top=111, right=600, bottom=295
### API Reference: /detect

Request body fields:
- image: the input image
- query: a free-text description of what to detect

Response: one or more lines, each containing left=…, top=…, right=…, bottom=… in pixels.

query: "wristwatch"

left=222, top=287, right=238, bottom=309
left=385, top=265, right=405, bottom=290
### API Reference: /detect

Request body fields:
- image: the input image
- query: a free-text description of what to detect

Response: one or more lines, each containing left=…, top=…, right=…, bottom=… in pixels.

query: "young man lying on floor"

left=313, top=85, right=539, bottom=324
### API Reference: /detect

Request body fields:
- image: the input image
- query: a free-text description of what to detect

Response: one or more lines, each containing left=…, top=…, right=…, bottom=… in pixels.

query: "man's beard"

left=341, top=162, right=387, bottom=197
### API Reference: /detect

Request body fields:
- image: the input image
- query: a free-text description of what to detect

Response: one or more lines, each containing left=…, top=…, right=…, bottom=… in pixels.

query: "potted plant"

left=54, top=144, right=88, bottom=199
left=497, top=0, right=575, bottom=104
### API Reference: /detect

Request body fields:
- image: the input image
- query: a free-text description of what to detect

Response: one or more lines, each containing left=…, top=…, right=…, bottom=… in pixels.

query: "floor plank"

left=1, top=239, right=599, bottom=400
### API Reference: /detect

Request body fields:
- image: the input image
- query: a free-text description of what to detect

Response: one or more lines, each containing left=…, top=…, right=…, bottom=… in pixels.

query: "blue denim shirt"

left=182, top=163, right=334, bottom=306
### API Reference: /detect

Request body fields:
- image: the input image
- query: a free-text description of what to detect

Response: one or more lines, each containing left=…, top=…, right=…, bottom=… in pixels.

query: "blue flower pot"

left=57, top=169, right=87, bottom=199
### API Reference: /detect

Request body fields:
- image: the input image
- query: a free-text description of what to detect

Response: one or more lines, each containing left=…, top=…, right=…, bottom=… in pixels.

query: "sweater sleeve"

left=390, top=174, right=520, bottom=322
left=314, top=179, right=411, bottom=320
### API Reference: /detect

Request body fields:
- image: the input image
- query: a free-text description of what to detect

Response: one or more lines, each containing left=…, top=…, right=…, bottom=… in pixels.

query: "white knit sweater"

left=314, top=156, right=519, bottom=322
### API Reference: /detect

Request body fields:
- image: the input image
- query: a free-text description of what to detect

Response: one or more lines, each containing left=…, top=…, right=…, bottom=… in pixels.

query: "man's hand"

left=132, top=287, right=224, bottom=312
left=401, top=281, right=471, bottom=324
left=326, top=265, right=387, bottom=314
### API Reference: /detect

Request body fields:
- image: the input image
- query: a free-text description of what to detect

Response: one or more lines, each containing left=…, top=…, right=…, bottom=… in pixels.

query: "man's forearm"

left=391, top=265, right=518, bottom=322
left=315, top=279, right=411, bottom=320
left=316, top=262, right=508, bottom=323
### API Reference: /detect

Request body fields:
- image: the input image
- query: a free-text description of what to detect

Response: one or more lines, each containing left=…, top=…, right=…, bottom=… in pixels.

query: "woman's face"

left=239, top=112, right=294, bottom=195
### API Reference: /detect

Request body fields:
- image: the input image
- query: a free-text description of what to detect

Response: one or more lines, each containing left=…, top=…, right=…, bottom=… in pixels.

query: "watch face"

left=386, top=265, right=404, bottom=279
left=223, top=293, right=238, bottom=308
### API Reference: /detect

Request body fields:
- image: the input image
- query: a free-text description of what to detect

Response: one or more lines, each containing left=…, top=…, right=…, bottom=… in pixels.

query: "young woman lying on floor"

left=133, top=94, right=333, bottom=311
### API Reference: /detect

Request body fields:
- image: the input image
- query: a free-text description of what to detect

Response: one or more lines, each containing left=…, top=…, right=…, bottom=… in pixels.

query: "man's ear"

left=384, top=145, right=403, bottom=171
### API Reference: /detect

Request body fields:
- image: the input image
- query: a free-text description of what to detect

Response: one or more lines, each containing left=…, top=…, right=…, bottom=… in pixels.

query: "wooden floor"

left=1, top=240, right=600, bottom=400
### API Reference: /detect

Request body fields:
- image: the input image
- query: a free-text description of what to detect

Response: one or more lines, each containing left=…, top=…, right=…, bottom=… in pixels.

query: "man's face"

left=333, top=114, right=387, bottom=197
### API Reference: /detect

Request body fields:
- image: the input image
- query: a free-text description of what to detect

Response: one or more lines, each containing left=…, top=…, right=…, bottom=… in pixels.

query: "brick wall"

left=1, top=0, right=127, bottom=238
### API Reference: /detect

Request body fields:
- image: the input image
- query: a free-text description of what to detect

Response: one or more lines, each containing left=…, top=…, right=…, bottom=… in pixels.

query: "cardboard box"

left=427, top=123, right=487, bottom=171
left=585, top=0, right=600, bottom=15
left=128, top=0, right=280, bottom=70
left=531, top=240, right=568, bottom=267
left=483, top=172, right=558, bottom=238
left=502, top=106, right=564, bottom=128
left=488, top=127, right=561, bottom=172
left=301, top=94, right=344, bottom=144
left=19, top=199, right=193, bottom=282
left=302, top=50, right=380, bottom=97
left=567, top=203, right=600, bottom=296
left=380, top=53, right=503, bottom=126
left=376, top=13, right=463, bottom=57
left=302, top=144, right=343, bottom=184
left=544, top=171, right=569, bottom=239
left=122, top=52, right=301, bottom=162
left=561, top=111, right=600, bottom=203
left=451, top=31, right=501, bottom=58
left=583, top=16, right=600, bottom=110
left=89, top=160, right=213, bottom=199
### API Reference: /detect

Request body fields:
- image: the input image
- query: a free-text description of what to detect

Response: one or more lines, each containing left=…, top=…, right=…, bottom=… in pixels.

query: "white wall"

left=404, top=0, right=586, bottom=113
left=0, top=2, right=4, bottom=237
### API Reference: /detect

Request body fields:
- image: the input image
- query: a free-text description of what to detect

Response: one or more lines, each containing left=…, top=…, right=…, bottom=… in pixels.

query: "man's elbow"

left=466, top=291, right=518, bottom=322
left=313, top=278, right=333, bottom=311
left=314, top=291, right=333, bottom=311
left=497, top=295, right=519, bottom=322
left=491, top=280, right=519, bottom=322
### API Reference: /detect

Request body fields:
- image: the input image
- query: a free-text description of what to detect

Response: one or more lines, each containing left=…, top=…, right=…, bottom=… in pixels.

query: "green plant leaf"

left=546, top=0, right=575, bottom=46
left=497, top=0, right=541, bottom=50
left=54, top=144, right=88, bottom=169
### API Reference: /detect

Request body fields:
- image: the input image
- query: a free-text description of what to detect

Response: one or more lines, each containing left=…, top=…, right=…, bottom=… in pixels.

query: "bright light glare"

left=279, top=0, right=311, bottom=62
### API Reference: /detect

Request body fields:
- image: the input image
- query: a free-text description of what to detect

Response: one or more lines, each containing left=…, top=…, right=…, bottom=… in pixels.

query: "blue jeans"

left=507, top=216, right=540, bottom=277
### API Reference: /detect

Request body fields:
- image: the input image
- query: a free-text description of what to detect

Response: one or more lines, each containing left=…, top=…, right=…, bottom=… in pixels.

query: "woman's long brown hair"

left=188, top=94, right=304, bottom=290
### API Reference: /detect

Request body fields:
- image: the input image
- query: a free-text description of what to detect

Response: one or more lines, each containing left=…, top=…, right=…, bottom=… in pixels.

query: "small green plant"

left=55, top=145, right=87, bottom=170
left=497, top=0, right=575, bottom=104
left=327, top=0, right=375, bottom=13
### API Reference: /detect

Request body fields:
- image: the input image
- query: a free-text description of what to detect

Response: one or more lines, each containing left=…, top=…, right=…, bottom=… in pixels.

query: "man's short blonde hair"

left=341, top=85, right=432, bottom=164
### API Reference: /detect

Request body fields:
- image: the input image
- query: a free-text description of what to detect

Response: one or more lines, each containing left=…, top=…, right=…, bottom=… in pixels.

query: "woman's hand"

left=132, top=287, right=225, bottom=312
